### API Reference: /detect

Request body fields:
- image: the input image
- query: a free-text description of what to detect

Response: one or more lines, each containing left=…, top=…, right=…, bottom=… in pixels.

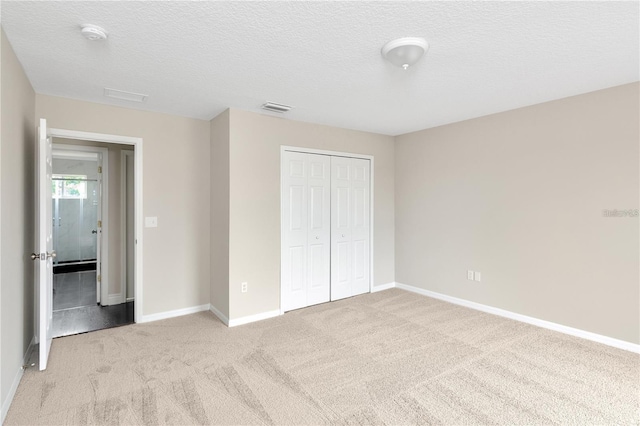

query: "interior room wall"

left=210, top=110, right=230, bottom=319
left=0, top=29, right=36, bottom=418
left=395, top=83, right=640, bottom=344
left=53, top=139, right=131, bottom=302
left=227, top=108, right=395, bottom=320
left=36, top=95, right=211, bottom=316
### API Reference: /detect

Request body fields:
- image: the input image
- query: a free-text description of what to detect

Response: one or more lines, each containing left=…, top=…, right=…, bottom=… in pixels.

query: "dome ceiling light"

left=381, top=37, right=429, bottom=70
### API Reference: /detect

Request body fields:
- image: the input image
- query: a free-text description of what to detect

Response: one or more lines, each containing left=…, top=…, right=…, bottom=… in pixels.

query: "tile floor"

left=52, top=271, right=134, bottom=338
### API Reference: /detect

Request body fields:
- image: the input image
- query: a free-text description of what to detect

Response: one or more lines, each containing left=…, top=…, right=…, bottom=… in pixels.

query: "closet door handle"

left=91, top=230, right=98, bottom=234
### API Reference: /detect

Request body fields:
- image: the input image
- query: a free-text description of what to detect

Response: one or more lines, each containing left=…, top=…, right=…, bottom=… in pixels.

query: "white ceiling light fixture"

left=81, top=24, right=107, bottom=41
left=381, top=37, right=428, bottom=70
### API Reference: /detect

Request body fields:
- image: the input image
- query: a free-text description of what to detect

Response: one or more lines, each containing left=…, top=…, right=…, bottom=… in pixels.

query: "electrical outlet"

left=474, top=272, right=482, bottom=282
left=467, top=270, right=474, bottom=280
left=241, top=282, right=248, bottom=293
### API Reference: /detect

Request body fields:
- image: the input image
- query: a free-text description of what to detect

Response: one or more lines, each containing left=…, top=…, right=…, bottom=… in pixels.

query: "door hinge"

left=97, top=275, right=101, bottom=282
left=98, top=220, right=102, bottom=228
left=98, top=166, right=102, bottom=173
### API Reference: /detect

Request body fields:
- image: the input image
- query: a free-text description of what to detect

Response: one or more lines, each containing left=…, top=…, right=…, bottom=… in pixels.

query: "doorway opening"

left=36, top=121, right=143, bottom=370
left=50, top=141, right=134, bottom=337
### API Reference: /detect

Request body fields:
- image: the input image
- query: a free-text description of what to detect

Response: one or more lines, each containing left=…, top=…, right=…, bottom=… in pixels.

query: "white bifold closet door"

left=330, top=156, right=370, bottom=301
left=281, top=151, right=331, bottom=312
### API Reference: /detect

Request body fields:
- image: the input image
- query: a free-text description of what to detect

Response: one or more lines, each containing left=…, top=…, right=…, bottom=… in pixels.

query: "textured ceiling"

left=2, top=1, right=638, bottom=136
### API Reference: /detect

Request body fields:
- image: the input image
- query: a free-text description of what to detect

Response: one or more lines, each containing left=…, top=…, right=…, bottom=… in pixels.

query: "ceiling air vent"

left=261, top=102, right=292, bottom=113
left=104, top=88, right=148, bottom=103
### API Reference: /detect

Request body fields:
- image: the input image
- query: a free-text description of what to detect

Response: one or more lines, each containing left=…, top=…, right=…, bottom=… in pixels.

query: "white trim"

left=107, top=292, right=124, bottom=306
left=209, top=304, right=229, bottom=326
left=228, top=310, right=282, bottom=327
left=1, top=337, right=35, bottom=424
left=120, top=150, right=134, bottom=305
left=138, top=304, right=210, bottom=323
left=48, top=127, right=143, bottom=324
left=48, top=128, right=140, bottom=145
left=371, top=282, right=396, bottom=293
left=126, top=297, right=135, bottom=302
left=51, top=143, right=108, bottom=305
left=395, top=282, right=640, bottom=354
left=279, top=146, right=375, bottom=313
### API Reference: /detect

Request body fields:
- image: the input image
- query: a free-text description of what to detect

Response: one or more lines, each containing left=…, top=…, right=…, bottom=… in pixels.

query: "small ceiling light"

left=81, top=24, right=108, bottom=41
left=381, top=37, right=428, bottom=70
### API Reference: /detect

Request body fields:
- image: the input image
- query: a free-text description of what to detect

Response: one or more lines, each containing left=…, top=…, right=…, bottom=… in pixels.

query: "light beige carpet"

left=5, top=288, right=639, bottom=425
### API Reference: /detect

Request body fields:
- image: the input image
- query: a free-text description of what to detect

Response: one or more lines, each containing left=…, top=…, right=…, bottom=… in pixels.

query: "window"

left=52, top=175, right=87, bottom=199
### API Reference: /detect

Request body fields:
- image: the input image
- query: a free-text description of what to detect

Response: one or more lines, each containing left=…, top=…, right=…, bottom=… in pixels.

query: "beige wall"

left=228, top=108, right=395, bottom=320
left=53, top=138, right=133, bottom=301
left=395, top=83, right=640, bottom=344
left=210, top=110, right=230, bottom=318
left=1, top=29, right=36, bottom=412
left=36, top=95, right=211, bottom=316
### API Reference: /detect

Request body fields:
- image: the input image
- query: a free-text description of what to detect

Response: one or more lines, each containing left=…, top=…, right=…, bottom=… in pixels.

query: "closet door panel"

left=351, top=158, right=370, bottom=296
left=306, top=154, right=331, bottom=306
left=282, top=151, right=308, bottom=312
left=331, top=156, right=352, bottom=301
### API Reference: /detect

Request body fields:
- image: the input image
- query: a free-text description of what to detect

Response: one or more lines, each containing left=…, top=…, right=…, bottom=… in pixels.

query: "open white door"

left=34, top=118, right=54, bottom=370
left=96, top=153, right=103, bottom=305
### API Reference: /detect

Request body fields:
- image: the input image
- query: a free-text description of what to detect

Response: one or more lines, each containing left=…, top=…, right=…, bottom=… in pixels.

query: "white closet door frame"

left=280, top=146, right=374, bottom=315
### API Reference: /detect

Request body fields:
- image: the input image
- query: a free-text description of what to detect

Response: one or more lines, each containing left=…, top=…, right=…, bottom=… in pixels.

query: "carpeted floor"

left=5, top=288, right=639, bottom=425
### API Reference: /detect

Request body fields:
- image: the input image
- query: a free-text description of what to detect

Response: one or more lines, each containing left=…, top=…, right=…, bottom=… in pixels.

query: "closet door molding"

left=280, top=146, right=374, bottom=314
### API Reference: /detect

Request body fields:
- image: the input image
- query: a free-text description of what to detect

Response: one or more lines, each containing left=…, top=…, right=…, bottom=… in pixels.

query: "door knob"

left=91, top=230, right=98, bottom=234
left=315, top=236, right=319, bottom=239
left=31, top=251, right=56, bottom=260
left=342, top=234, right=345, bottom=237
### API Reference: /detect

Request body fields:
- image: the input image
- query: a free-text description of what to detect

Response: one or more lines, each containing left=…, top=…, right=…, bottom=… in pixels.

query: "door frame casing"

left=279, top=146, right=374, bottom=315
left=52, top=144, right=108, bottom=304
left=120, top=149, right=135, bottom=304
left=47, top=127, right=143, bottom=323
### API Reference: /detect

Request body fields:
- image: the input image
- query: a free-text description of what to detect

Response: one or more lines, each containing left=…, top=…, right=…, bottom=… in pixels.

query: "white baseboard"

left=107, top=292, right=124, bottom=306
left=1, top=336, right=35, bottom=424
left=209, top=304, right=229, bottom=326
left=371, top=282, right=396, bottom=293
left=138, top=304, right=211, bottom=323
left=395, top=282, right=640, bottom=354
left=126, top=297, right=134, bottom=302
left=228, top=310, right=281, bottom=327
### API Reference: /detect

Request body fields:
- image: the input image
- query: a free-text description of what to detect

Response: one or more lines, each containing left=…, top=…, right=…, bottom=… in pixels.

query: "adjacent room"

left=1, top=2, right=638, bottom=425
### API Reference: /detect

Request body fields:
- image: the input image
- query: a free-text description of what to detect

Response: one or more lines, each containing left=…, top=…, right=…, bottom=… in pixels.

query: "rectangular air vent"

left=104, top=88, right=148, bottom=103
left=261, top=102, right=292, bottom=113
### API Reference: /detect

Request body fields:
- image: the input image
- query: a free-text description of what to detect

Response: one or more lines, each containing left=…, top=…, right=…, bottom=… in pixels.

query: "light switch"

left=474, top=271, right=482, bottom=282
left=467, top=270, right=474, bottom=280
left=145, top=216, right=158, bottom=228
